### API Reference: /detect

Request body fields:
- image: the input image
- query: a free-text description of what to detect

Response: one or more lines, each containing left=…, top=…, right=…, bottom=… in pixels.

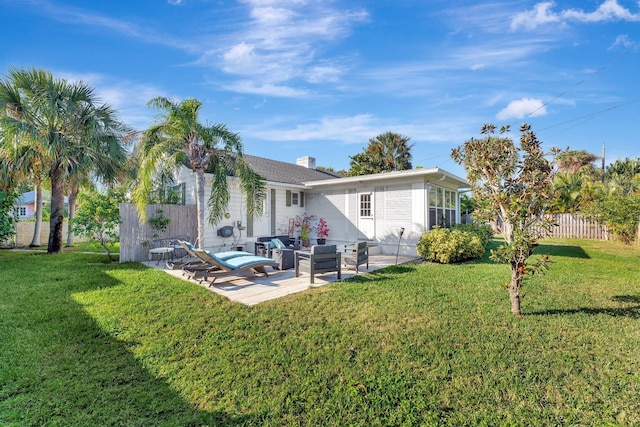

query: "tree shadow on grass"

left=466, top=240, right=591, bottom=266
left=528, top=295, right=640, bottom=318
left=343, top=265, right=416, bottom=285
left=533, top=243, right=590, bottom=259
left=0, top=252, right=258, bottom=426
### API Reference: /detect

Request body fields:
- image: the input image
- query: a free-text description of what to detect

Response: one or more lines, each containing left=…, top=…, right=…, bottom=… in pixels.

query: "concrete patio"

left=143, top=253, right=421, bottom=306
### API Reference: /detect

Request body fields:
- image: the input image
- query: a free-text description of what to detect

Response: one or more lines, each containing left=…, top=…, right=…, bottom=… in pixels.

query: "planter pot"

left=317, top=238, right=326, bottom=245
left=302, top=239, right=310, bottom=247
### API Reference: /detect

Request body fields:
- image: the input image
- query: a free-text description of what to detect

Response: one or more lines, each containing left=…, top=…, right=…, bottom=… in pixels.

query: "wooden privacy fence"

left=1, top=221, right=89, bottom=248
left=119, top=203, right=197, bottom=262
left=541, top=214, right=611, bottom=240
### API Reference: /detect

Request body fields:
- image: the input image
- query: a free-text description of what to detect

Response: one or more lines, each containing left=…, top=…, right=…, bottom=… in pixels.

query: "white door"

left=357, top=190, right=375, bottom=240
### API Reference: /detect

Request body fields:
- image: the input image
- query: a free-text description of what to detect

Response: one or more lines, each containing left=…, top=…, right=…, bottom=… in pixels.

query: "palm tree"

left=554, top=149, right=599, bottom=174
left=551, top=171, right=584, bottom=213
left=605, top=158, right=640, bottom=196
left=133, top=97, right=266, bottom=248
left=0, top=67, right=129, bottom=253
left=0, top=78, right=48, bottom=247
left=65, top=102, right=129, bottom=247
left=370, top=131, right=413, bottom=172
left=348, top=132, right=413, bottom=176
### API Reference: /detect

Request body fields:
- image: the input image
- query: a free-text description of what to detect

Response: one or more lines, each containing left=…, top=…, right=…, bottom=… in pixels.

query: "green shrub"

left=417, top=227, right=485, bottom=263
left=452, top=222, right=493, bottom=246
left=0, top=190, right=18, bottom=242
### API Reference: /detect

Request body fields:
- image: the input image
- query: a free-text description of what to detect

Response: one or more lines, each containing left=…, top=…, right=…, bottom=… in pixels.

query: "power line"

left=538, top=96, right=640, bottom=135
left=512, top=44, right=640, bottom=126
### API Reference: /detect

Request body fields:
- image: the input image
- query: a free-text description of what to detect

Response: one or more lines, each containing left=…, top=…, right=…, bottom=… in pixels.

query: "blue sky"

left=1, top=0, right=639, bottom=177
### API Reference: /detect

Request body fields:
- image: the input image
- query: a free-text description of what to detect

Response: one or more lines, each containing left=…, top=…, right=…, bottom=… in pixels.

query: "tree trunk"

left=195, top=168, right=206, bottom=249
left=29, top=182, right=43, bottom=247
left=66, top=184, right=78, bottom=247
left=509, top=262, right=523, bottom=316
left=47, top=166, right=65, bottom=254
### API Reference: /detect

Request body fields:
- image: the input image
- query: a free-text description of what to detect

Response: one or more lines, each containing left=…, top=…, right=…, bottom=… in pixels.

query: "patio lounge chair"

left=167, top=240, right=251, bottom=270
left=183, top=249, right=278, bottom=285
left=343, top=241, right=368, bottom=273
left=295, top=244, right=341, bottom=284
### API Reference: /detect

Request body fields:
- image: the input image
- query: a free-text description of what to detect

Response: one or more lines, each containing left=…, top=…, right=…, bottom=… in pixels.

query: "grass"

left=1, top=239, right=639, bottom=426
left=62, top=241, right=120, bottom=254
left=15, top=241, right=119, bottom=254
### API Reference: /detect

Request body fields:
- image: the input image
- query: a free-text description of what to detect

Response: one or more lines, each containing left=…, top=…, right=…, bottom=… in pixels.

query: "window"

left=170, top=183, right=186, bottom=205
left=360, top=193, right=372, bottom=217
left=427, top=186, right=457, bottom=229
left=18, top=206, right=27, bottom=217
left=286, top=190, right=304, bottom=207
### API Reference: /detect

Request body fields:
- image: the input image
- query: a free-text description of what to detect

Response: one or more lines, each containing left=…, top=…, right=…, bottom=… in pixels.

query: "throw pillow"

left=272, top=238, right=286, bottom=249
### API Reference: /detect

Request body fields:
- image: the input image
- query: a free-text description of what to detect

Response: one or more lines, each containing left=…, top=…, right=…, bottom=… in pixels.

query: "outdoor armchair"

left=342, top=241, right=369, bottom=273
left=254, top=235, right=296, bottom=270
left=295, top=245, right=341, bottom=284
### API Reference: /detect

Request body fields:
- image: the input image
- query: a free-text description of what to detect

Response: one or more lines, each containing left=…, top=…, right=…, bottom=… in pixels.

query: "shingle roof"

left=16, top=190, right=68, bottom=204
left=241, top=154, right=342, bottom=185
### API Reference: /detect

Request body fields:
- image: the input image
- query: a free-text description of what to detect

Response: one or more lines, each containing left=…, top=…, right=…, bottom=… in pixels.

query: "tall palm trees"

left=348, top=132, right=413, bottom=176
left=0, top=67, right=129, bottom=253
left=134, top=97, right=265, bottom=248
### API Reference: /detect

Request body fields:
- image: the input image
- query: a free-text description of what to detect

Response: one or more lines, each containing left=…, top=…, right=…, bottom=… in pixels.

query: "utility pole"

left=601, top=143, right=605, bottom=183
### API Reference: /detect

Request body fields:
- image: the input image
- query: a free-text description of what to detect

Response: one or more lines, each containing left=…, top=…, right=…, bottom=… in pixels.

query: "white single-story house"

left=172, top=155, right=469, bottom=256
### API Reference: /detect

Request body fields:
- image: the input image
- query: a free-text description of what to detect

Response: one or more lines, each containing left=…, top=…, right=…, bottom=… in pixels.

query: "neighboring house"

left=14, top=190, right=69, bottom=220
left=173, top=155, right=468, bottom=256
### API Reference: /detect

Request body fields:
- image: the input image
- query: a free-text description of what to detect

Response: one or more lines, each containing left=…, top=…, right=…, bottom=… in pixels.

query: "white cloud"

left=240, top=113, right=481, bottom=148
left=511, top=0, right=640, bottom=30
left=54, top=70, right=169, bottom=129
left=206, top=1, right=368, bottom=95
left=20, top=0, right=195, bottom=51
left=223, top=80, right=310, bottom=98
left=307, top=65, right=343, bottom=83
left=496, top=98, right=547, bottom=120
left=511, top=2, right=561, bottom=30
left=610, top=34, right=636, bottom=49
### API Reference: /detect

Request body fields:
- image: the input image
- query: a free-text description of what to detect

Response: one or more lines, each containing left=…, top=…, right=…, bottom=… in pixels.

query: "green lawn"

left=1, top=239, right=639, bottom=426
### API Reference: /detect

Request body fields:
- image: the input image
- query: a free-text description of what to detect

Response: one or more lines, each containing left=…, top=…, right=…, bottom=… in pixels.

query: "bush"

left=417, top=227, right=485, bottom=264
left=0, top=190, right=18, bottom=242
left=583, top=193, right=640, bottom=244
left=452, top=223, right=493, bottom=246
left=70, top=189, right=126, bottom=259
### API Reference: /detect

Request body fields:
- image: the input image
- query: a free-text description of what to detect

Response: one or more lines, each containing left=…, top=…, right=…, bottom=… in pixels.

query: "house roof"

left=16, top=191, right=40, bottom=205
left=16, top=190, right=69, bottom=205
left=302, top=167, right=469, bottom=189
left=199, top=153, right=467, bottom=189
left=241, top=154, right=342, bottom=185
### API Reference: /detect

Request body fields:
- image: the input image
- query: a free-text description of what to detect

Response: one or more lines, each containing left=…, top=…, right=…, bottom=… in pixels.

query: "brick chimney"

left=296, top=156, right=316, bottom=169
